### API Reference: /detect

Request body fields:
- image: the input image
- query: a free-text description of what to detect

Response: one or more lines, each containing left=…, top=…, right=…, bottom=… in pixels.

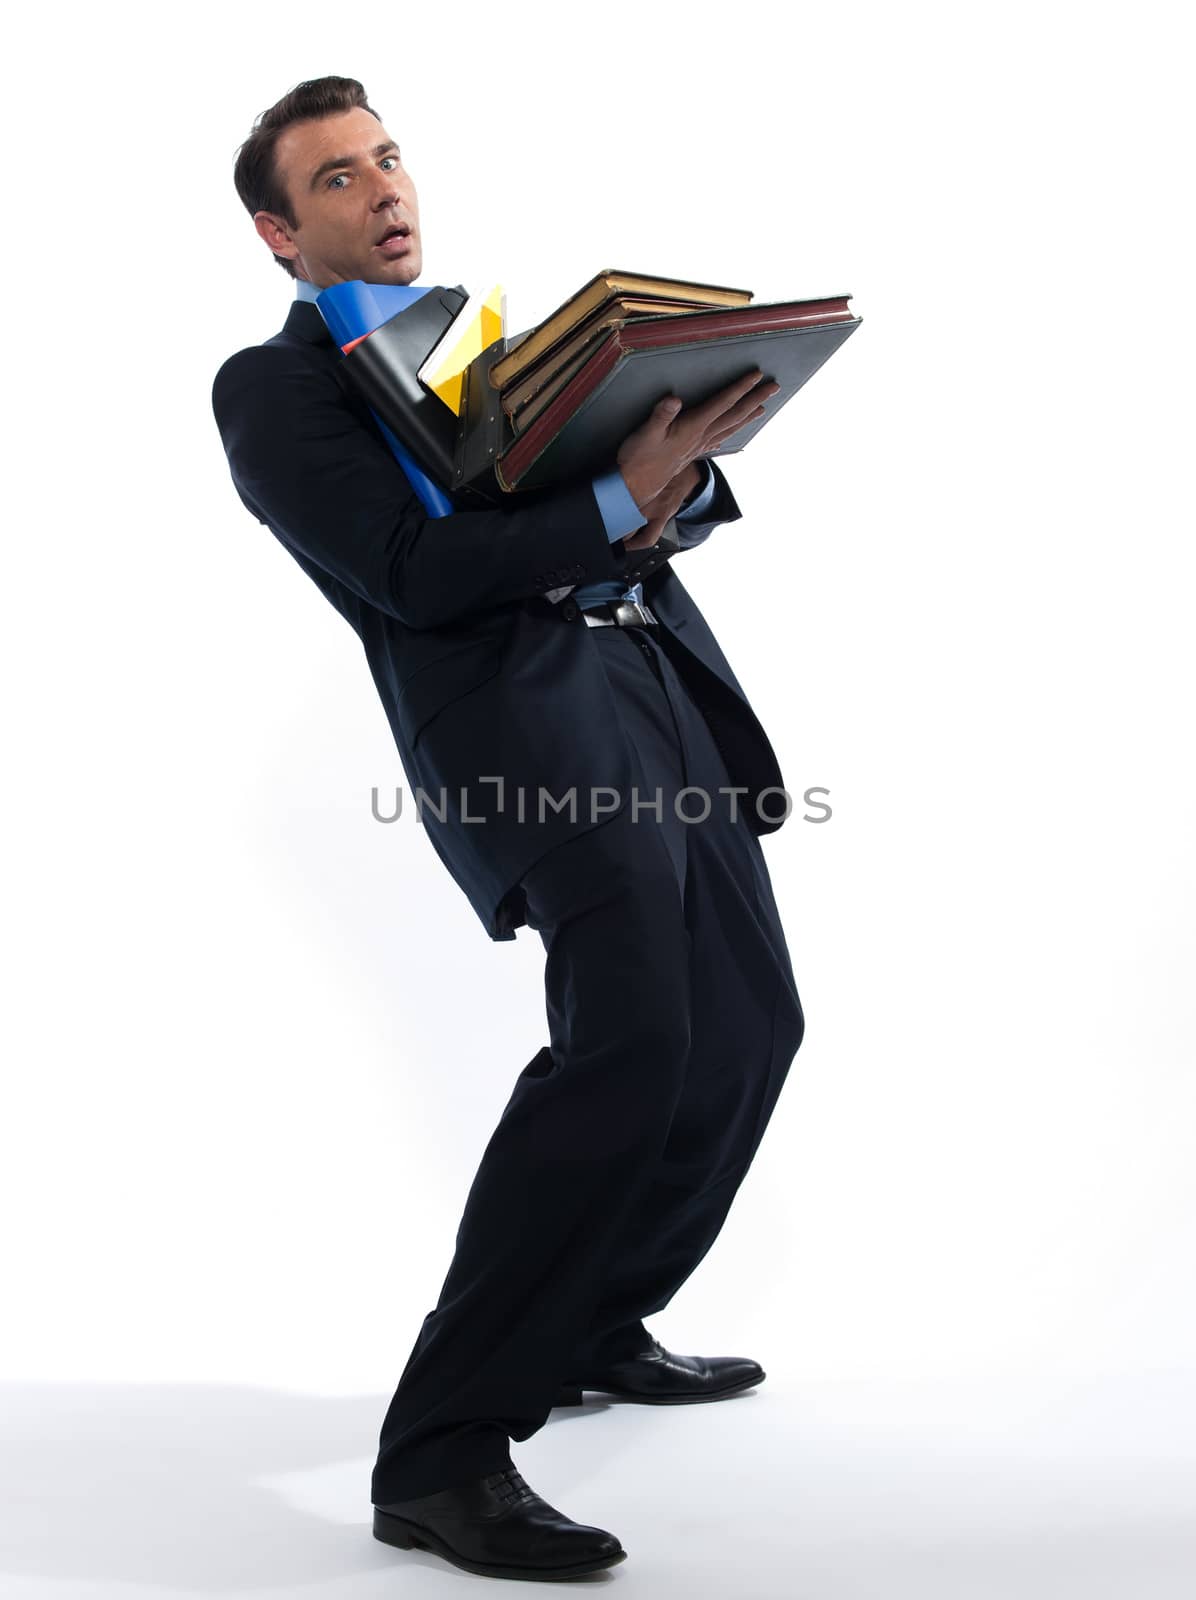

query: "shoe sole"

left=373, top=1506, right=627, bottom=1581
left=555, top=1371, right=765, bottom=1406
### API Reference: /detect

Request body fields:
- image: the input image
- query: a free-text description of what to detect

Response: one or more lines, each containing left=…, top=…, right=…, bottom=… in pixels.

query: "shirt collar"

left=294, top=275, right=321, bottom=303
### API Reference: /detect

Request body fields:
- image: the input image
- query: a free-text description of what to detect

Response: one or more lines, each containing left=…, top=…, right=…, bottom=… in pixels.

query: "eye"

left=327, top=154, right=400, bottom=190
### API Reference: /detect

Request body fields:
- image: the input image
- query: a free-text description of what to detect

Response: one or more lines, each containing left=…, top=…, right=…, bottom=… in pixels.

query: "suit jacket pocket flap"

left=397, top=636, right=505, bottom=746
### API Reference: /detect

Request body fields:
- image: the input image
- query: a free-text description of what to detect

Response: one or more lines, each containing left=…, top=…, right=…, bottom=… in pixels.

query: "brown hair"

left=232, top=76, right=382, bottom=277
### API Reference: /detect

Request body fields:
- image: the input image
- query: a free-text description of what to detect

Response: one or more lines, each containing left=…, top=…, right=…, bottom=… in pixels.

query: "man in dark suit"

left=213, top=76, right=805, bottom=1581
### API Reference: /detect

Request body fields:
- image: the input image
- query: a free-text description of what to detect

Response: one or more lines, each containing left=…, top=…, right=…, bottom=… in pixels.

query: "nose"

left=370, top=168, right=403, bottom=208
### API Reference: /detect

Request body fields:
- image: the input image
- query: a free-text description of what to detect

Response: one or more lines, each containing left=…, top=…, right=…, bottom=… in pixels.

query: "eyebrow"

left=309, top=140, right=400, bottom=191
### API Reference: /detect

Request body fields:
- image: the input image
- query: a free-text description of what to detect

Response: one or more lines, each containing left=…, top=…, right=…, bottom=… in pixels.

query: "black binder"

left=339, top=286, right=500, bottom=511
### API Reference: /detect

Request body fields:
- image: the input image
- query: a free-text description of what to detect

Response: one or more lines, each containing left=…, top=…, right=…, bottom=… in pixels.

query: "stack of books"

left=325, top=268, right=862, bottom=510
left=455, top=269, right=860, bottom=495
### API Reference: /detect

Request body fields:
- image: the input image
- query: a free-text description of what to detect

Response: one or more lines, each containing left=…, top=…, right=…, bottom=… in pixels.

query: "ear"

left=253, top=210, right=299, bottom=265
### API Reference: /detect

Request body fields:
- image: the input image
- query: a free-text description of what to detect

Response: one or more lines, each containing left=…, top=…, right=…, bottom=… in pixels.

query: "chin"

left=375, top=259, right=420, bottom=283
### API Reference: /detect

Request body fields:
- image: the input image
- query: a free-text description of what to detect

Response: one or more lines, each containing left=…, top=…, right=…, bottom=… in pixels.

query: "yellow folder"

left=417, top=284, right=507, bottom=415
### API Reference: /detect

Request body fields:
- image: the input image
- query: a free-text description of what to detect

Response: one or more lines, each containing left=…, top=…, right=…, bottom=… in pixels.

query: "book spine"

left=496, top=331, right=629, bottom=489
left=621, top=299, right=854, bottom=351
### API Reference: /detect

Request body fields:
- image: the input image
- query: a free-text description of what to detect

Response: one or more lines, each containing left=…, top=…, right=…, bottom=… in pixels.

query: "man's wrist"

left=676, top=458, right=716, bottom=518
left=591, top=468, right=648, bottom=541
left=678, top=462, right=703, bottom=508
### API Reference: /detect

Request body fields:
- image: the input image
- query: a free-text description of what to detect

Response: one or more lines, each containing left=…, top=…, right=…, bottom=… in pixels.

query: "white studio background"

left=3, top=2, right=1193, bottom=1597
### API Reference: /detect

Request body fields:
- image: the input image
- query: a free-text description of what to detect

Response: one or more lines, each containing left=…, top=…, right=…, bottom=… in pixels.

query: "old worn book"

left=493, top=294, right=861, bottom=492
left=487, top=268, right=752, bottom=390
left=501, top=295, right=733, bottom=425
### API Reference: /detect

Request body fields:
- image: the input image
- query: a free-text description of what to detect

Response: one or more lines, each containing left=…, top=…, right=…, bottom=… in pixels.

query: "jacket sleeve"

left=672, top=457, right=743, bottom=553
left=211, top=342, right=634, bottom=630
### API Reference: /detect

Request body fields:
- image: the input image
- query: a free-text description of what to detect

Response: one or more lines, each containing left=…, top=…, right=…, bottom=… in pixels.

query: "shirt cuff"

left=675, top=457, right=717, bottom=521
left=591, top=468, right=647, bottom=542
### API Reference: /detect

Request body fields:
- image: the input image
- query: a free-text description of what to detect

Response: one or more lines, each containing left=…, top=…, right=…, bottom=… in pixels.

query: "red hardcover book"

left=494, top=295, right=860, bottom=492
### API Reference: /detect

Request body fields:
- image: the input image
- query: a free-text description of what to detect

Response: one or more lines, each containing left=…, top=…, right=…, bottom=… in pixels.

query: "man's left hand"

left=621, top=461, right=703, bottom=552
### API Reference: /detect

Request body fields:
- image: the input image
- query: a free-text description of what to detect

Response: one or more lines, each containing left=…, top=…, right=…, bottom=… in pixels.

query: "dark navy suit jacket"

left=211, top=298, right=787, bottom=940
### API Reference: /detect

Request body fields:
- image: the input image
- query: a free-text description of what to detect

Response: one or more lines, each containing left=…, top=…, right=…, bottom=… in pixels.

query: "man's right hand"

left=616, top=369, right=780, bottom=515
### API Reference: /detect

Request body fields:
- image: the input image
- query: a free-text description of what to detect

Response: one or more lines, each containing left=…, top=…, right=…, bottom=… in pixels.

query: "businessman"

left=213, top=76, right=805, bottom=1582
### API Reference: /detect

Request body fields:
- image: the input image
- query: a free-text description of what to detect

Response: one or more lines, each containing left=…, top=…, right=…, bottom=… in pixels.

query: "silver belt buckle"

left=612, top=599, right=656, bottom=627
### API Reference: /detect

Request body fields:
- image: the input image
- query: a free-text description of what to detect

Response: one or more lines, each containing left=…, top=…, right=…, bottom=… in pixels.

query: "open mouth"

left=375, top=224, right=411, bottom=247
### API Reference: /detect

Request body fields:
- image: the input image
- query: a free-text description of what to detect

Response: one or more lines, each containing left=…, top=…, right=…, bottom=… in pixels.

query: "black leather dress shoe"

left=554, top=1334, right=765, bottom=1406
left=373, top=1465, right=626, bottom=1580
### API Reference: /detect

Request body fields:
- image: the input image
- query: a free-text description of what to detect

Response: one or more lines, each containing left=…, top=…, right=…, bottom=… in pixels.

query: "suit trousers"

left=371, top=619, right=805, bottom=1504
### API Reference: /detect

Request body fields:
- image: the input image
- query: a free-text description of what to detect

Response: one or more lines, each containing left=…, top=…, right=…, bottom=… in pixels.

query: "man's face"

left=255, top=107, right=423, bottom=289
